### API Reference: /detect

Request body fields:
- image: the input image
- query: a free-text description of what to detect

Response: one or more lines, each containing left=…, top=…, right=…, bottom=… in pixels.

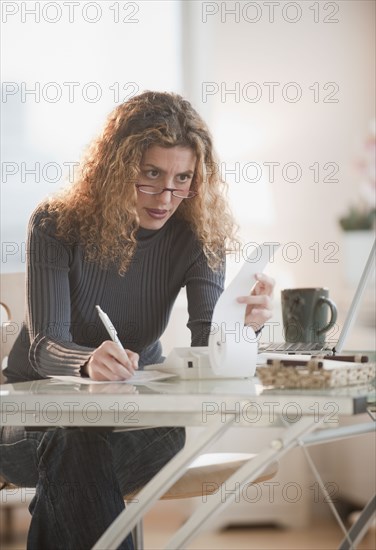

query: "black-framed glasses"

left=135, top=184, right=197, bottom=199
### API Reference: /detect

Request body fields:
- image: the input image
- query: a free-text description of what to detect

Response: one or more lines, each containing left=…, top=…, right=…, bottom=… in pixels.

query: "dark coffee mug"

left=281, top=288, right=338, bottom=344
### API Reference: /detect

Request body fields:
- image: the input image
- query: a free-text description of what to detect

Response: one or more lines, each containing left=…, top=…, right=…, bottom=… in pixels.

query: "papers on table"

left=49, top=370, right=177, bottom=385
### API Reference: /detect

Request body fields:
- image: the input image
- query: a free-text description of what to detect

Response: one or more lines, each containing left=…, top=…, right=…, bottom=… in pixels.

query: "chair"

left=0, top=272, right=278, bottom=546
left=0, top=452, right=277, bottom=545
left=0, top=272, right=25, bottom=380
left=125, top=452, right=278, bottom=549
left=1, top=272, right=30, bottom=542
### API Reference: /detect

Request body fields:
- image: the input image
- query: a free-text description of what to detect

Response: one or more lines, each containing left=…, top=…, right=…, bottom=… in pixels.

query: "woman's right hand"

left=82, top=341, right=139, bottom=381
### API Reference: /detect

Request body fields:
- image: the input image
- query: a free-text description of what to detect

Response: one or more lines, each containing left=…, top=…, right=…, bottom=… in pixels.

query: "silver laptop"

left=258, top=239, right=375, bottom=355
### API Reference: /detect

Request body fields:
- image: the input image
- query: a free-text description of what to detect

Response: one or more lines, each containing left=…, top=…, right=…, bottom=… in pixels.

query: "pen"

left=95, top=305, right=124, bottom=351
left=319, top=354, right=369, bottom=363
left=267, top=359, right=323, bottom=368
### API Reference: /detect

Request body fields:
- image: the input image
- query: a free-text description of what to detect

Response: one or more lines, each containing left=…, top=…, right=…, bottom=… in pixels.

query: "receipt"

left=209, top=244, right=278, bottom=377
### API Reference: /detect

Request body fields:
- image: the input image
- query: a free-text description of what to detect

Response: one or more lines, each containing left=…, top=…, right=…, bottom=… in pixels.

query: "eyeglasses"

left=135, top=184, right=197, bottom=199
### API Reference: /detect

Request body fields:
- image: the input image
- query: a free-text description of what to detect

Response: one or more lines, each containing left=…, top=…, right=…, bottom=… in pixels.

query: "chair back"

left=0, top=272, right=26, bottom=381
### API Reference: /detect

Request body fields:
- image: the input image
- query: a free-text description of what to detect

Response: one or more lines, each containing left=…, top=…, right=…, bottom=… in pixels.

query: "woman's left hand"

left=237, top=272, right=275, bottom=331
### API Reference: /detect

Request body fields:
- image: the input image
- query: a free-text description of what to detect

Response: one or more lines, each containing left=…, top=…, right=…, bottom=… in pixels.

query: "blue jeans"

left=0, top=426, right=186, bottom=550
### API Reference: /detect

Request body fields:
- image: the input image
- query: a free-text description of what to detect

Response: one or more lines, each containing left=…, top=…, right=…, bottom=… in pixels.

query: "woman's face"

left=136, top=145, right=196, bottom=230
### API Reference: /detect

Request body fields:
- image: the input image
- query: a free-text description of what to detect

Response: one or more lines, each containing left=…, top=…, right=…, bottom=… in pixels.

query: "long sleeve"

left=26, top=210, right=95, bottom=378
left=184, top=243, right=225, bottom=347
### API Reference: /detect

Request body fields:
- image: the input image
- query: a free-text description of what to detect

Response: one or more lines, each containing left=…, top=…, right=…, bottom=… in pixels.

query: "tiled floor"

left=1, top=502, right=375, bottom=550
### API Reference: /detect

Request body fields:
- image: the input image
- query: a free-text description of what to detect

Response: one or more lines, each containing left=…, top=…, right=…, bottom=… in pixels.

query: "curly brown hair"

left=44, top=91, right=237, bottom=274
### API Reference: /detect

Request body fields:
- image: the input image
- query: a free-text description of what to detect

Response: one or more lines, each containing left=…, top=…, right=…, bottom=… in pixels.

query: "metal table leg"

left=131, top=519, right=144, bottom=550
left=338, top=495, right=376, bottom=550
left=92, top=414, right=237, bottom=550
left=166, top=415, right=321, bottom=550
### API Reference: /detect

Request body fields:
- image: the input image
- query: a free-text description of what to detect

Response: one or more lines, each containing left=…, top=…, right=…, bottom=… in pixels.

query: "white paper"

left=209, top=244, right=278, bottom=377
left=49, top=370, right=177, bottom=385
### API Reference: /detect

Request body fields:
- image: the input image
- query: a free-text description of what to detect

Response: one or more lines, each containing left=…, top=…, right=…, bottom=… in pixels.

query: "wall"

left=161, top=1, right=376, bottom=352
left=1, top=0, right=183, bottom=272
left=180, top=1, right=375, bottom=286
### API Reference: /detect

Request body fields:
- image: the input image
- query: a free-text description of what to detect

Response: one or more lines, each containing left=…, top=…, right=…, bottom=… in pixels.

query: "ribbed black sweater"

left=5, top=208, right=225, bottom=382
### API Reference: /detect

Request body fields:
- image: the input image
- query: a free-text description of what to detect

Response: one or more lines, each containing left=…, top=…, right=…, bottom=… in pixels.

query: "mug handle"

left=315, top=297, right=338, bottom=335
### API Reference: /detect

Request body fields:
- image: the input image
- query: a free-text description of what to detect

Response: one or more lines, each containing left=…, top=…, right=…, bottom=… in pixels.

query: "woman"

left=1, top=91, right=274, bottom=549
